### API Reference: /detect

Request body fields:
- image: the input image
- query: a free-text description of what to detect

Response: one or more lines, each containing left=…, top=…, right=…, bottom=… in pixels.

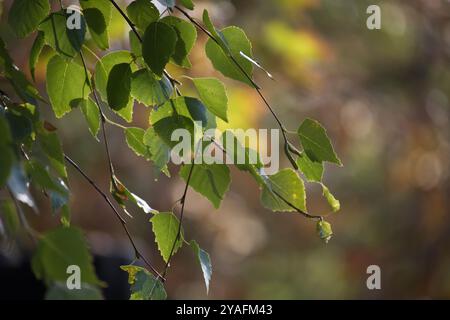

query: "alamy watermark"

left=366, top=265, right=381, bottom=290
left=367, top=5, right=381, bottom=30
left=66, top=265, right=81, bottom=290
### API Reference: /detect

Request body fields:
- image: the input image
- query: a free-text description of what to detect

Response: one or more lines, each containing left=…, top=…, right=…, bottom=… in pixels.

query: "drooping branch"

left=64, top=154, right=165, bottom=280
left=175, top=6, right=323, bottom=221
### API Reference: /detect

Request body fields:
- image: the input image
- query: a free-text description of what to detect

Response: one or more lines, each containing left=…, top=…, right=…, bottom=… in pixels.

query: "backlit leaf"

left=46, top=55, right=88, bottom=119
left=151, top=212, right=183, bottom=263
left=261, top=168, right=306, bottom=212
left=8, top=0, right=50, bottom=38
left=179, top=164, right=231, bottom=209
left=297, top=118, right=342, bottom=165
left=121, top=265, right=166, bottom=300
left=142, top=22, right=177, bottom=78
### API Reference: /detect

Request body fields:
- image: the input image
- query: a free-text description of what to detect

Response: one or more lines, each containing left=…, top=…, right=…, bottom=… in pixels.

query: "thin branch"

left=175, top=6, right=323, bottom=220
left=162, top=160, right=195, bottom=278
left=209, top=137, right=321, bottom=220
left=79, top=51, right=115, bottom=179
left=64, top=154, right=165, bottom=280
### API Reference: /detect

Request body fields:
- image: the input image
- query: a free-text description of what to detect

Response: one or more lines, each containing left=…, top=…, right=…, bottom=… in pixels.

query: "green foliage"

left=46, top=55, right=87, bottom=118
left=131, top=69, right=173, bottom=107
left=0, top=0, right=343, bottom=300
left=110, top=175, right=157, bottom=216
left=121, top=265, right=166, bottom=300
left=0, top=200, right=19, bottom=238
left=80, top=0, right=112, bottom=50
left=296, top=153, right=323, bottom=183
left=126, top=0, right=159, bottom=32
left=32, top=226, right=101, bottom=285
left=151, top=212, right=183, bottom=263
left=180, top=164, right=231, bottom=209
left=191, top=77, right=229, bottom=122
left=29, top=32, right=45, bottom=81
left=316, top=220, right=333, bottom=243
left=80, top=97, right=100, bottom=138
left=39, top=11, right=86, bottom=58
left=94, top=50, right=135, bottom=121
left=8, top=0, right=50, bottom=38
left=142, top=22, right=177, bottom=77
left=205, top=26, right=254, bottom=86
left=125, top=127, right=151, bottom=159
left=0, top=117, right=13, bottom=187
left=161, top=16, right=197, bottom=68
left=261, top=168, right=306, bottom=212
left=298, top=118, right=342, bottom=166
left=190, top=240, right=212, bottom=294
left=107, top=63, right=132, bottom=111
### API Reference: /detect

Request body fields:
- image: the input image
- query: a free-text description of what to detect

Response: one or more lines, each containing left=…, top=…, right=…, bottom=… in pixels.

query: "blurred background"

left=1, top=0, right=450, bottom=299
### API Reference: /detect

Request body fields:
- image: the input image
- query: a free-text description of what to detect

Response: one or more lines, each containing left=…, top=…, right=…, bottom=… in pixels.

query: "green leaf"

left=0, top=116, right=16, bottom=187
left=8, top=0, right=50, bottom=38
left=106, top=63, right=132, bottom=111
left=4, top=107, right=33, bottom=142
left=142, top=22, right=177, bottom=78
left=153, top=115, right=195, bottom=149
left=202, top=10, right=226, bottom=50
left=150, top=96, right=213, bottom=129
left=80, top=97, right=100, bottom=139
left=31, top=226, right=101, bottom=285
left=191, top=77, right=228, bottom=122
left=296, top=153, right=323, bottom=182
left=160, top=16, right=197, bottom=68
left=110, top=175, right=158, bottom=216
left=143, top=128, right=171, bottom=176
left=131, top=69, right=173, bottom=107
left=94, top=51, right=135, bottom=122
left=120, top=265, right=167, bottom=300
left=316, top=220, right=333, bottom=243
left=0, top=38, right=42, bottom=104
left=46, top=54, right=88, bottom=119
left=180, top=0, right=195, bottom=10
left=0, top=200, right=20, bottom=238
left=26, top=160, right=68, bottom=197
left=179, top=164, right=231, bottom=209
left=126, top=0, right=159, bottom=32
left=29, top=31, right=45, bottom=81
left=129, top=30, right=142, bottom=59
left=38, top=128, right=67, bottom=179
left=190, top=240, right=212, bottom=294
left=39, top=11, right=86, bottom=58
left=151, top=212, right=183, bottom=263
left=321, top=184, right=340, bottom=212
left=0, top=145, right=13, bottom=188
left=45, top=282, right=103, bottom=300
left=7, top=164, right=37, bottom=211
left=94, top=51, right=134, bottom=99
left=49, top=179, right=70, bottom=216
left=205, top=26, right=254, bottom=86
left=261, top=168, right=306, bottom=212
left=80, top=0, right=112, bottom=50
left=297, top=118, right=342, bottom=166
left=125, top=127, right=151, bottom=159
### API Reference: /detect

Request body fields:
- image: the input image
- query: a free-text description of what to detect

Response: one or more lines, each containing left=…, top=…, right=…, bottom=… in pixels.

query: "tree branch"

left=64, top=154, right=165, bottom=280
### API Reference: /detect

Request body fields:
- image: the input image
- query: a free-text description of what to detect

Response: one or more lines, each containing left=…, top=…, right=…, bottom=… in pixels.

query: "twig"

left=175, top=6, right=323, bottom=221
left=64, top=154, right=165, bottom=280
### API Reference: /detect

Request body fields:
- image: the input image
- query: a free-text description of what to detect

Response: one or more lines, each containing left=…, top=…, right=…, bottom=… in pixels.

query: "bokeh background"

left=1, top=0, right=450, bottom=299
